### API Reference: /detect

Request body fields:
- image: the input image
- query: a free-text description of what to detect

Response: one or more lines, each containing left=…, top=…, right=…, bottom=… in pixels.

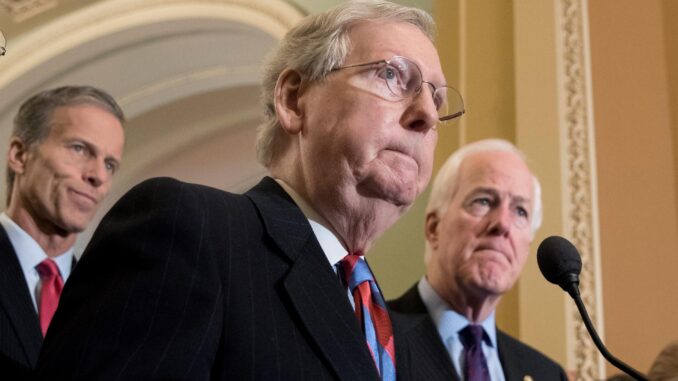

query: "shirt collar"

left=418, top=276, right=498, bottom=348
left=273, top=179, right=347, bottom=266
left=0, top=212, right=75, bottom=279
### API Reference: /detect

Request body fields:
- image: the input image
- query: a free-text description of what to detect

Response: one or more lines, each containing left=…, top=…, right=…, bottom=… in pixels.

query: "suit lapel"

left=246, top=177, right=379, bottom=381
left=394, top=285, right=459, bottom=381
left=0, top=227, right=43, bottom=366
left=497, top=330, right=527, bottom=381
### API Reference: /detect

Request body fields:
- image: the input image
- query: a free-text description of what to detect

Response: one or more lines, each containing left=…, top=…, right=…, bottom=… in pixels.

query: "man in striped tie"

left=37, top=2, right=463, bottom=380
left=0, top=86, right=125, bottom=379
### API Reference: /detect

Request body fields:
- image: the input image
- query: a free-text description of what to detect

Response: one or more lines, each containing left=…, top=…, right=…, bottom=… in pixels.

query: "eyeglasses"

left=332, top=56, right=465, bottom=123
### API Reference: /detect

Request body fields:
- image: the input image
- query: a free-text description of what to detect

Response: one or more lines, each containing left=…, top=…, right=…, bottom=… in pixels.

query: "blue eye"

left=384, top=67, right=396, bottom=80
left=71, top=143, right=86, bottom=154
left=516, top=207, right=528, bottom=218
left=466, top=197, right=492, bottom=216
left=376, top=64, right=407, bottom=96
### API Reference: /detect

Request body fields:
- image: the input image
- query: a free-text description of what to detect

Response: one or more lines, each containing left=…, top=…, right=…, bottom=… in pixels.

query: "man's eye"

left=467, top=197, right=492, bottom=216
left=377, top=65, right=406, bottom=94
left=71, top=144, right=86, bottom=154
left=384, top=67, right=397, bottom=80
left=433, top=93, right=447, bottom=111
left=474, top=198, right=491, bottom=206
left=516, top=206, right=529, bottom=219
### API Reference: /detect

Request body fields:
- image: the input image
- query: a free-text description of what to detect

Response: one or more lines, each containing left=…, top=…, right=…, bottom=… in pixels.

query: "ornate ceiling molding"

left=0, top=0, right=57, bottom=22
left=555, top=0, right=605, bottom=379
left=0, top=0, right=304, bottom=89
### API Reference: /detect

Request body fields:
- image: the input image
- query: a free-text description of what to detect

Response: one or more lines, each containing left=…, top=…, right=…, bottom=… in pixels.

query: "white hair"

left=255, top=0, right=436, bottom=167
left=424, top=139, right=543, bottom=262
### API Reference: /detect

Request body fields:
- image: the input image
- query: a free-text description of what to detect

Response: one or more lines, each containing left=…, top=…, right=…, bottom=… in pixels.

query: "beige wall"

left=665, top=1, right=678, bottom=236
left=376, top=0, right=678, bottom=377
left=589, top=0, right=678, bottom=374
left=372, top=0, right=569, bottom=370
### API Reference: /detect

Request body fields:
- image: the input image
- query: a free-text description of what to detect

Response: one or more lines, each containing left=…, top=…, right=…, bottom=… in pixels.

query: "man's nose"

left=486, top=204, right=512, bottom=236
left=83, top=159, right=107, bottom=187
left=402, top=86, right=439, bottom=132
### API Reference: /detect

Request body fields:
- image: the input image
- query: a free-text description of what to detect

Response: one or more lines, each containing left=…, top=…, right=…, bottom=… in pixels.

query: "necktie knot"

left=36, top=258, right=60, bottom=278
left=460, top=324, right=486, bottom=348
left=340, top=254, right=374, bottom=291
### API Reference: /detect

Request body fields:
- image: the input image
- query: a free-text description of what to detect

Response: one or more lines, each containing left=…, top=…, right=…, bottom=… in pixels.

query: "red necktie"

left=340, top=254, right=395, bottom=380
left=36, top=259, right=64, bottom=336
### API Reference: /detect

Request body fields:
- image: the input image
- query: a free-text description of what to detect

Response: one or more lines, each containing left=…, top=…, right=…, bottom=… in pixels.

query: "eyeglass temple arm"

left=439, top=109, right=465, bottom=122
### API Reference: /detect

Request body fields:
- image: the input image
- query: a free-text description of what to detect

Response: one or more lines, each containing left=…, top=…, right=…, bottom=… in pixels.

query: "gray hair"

left=255, top=0, right=435, bottom=167
left=424, top=139, right=543, bottom=261
left=7, top=86, right=125, bottom=206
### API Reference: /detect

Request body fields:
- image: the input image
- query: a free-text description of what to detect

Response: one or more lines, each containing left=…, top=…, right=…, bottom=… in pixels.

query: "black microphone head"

left=537, top=235, right=582, bottom=293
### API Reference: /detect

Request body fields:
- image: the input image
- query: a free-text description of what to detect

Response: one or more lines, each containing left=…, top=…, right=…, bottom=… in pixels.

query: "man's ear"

left=7, top=137, right=30, bottom=175
left=424, top=211, right=441, bottom=250
left=274, top=68, right=305, bottom=135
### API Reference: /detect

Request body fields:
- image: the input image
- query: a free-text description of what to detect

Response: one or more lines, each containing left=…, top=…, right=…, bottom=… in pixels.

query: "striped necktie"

left=340, top=254, right=395, bottom=380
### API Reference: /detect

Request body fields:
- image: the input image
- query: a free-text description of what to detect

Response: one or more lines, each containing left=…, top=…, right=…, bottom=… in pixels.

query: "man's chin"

left=471, top=271, right=513, bottom=296
left=357, top=176, right=420, bottom=207
left=59, top=215, right=92, bottom=235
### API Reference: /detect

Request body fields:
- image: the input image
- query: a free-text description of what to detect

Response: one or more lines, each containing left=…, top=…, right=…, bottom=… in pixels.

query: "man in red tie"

left=0, top=86, right=125, bottom=378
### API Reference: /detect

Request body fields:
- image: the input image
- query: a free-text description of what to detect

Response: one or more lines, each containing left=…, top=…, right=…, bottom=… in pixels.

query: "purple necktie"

left=459, top=325, right=490, bottom=381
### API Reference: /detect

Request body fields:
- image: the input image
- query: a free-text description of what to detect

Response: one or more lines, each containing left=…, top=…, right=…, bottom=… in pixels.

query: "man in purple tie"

left=0, top=86, right=125, bottom=379
left=389, top=139, right=567, bottom=381
left=37, top=1, right=464, bottom=380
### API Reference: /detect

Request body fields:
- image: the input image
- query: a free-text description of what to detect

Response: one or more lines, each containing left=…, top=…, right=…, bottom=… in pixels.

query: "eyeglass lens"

left=384, top=57, right=464, bottom=123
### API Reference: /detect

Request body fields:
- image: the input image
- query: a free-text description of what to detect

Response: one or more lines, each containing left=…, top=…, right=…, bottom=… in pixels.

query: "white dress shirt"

left=418, top=277, right=506, bottom=381
left=0, top=212, right=74, bottom=312
left=275, top=179, right=362, bottom=307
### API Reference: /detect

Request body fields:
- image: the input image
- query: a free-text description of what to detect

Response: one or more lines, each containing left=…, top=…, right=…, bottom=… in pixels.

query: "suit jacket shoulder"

left=389, top=283, right=567, bottom=381
left=0, top=225, right=43, bottom=378
left=497, top=329, right=568, bottom=381
left=38, top=176, right=381, bottom=381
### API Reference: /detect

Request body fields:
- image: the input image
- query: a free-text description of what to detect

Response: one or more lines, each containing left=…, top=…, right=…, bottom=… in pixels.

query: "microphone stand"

left=564, top=283, right=648, bottom=381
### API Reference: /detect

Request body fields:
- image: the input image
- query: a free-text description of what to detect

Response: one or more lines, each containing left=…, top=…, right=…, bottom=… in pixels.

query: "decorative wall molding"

left=0, top=0, right=303, bottom=90
left=556, top=0, right=605, bottom=379
left=0, top=0, right=57, bottom=22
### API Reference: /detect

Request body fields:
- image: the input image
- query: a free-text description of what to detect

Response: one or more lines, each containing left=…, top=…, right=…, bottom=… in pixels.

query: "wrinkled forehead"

left=346, top=20, right=445, bottom=84
left=455, top=151, right=534, bottom=200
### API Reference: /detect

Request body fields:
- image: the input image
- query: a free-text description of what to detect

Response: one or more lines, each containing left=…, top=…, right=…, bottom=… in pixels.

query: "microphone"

left=537, top=236, right=648, bottom=381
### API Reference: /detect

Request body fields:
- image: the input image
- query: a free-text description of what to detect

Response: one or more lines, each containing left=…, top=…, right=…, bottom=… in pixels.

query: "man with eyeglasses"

left=389, top=140, right=567, bottom=381
left=37, top=1, right=463, bottom=380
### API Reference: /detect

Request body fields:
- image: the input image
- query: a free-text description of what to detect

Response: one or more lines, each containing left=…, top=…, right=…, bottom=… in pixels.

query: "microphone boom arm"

left=564, top=283, right=648, bottom=381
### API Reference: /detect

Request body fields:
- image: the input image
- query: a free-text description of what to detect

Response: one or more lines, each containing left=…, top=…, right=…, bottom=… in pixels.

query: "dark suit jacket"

left=0, top=226, right=43, bottom=379
left=37, top=177, right=408, bottom=380
left=389, top=284, right=567, bottom=381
